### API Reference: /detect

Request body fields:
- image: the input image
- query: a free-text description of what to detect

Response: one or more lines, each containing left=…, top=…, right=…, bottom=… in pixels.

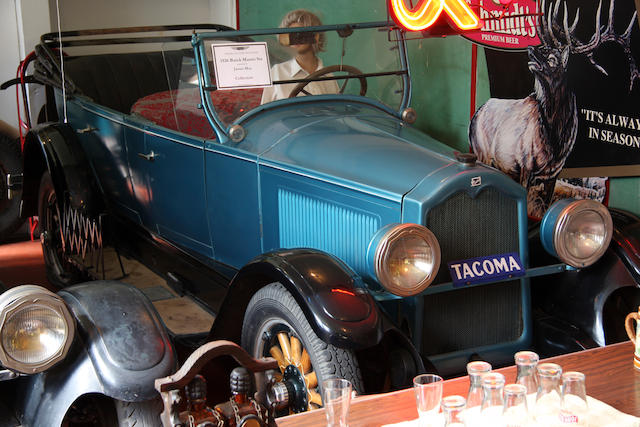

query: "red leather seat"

left=131, top=87, right=262, bottom=139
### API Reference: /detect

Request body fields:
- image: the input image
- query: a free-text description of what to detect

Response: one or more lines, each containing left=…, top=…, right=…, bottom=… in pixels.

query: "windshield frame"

left=192, top=21, right=411, bottom=141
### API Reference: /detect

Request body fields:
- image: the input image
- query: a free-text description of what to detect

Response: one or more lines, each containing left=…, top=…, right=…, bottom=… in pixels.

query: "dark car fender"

left=209, top=248, right=383, bottom=350
left=21, top=122, right=101, bottom=218
left=19, top=281, right=175, bottom=427
left=531, top=208, right=640, bottom=347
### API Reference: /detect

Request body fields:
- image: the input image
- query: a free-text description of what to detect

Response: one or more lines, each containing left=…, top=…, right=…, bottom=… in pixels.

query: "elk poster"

left=469, top=0, right=640, bottom=218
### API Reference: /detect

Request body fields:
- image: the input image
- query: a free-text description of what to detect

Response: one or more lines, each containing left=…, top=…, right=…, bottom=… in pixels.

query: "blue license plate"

left=447, top=252, right=525, bottom=287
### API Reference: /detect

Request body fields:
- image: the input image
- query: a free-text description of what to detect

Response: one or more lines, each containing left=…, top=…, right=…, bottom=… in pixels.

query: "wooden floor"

left=0, top=239, right=215, bottom=336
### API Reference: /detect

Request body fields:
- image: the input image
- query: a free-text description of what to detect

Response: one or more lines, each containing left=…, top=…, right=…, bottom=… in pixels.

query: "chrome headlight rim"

left=551, top=199, right=613, bottom=268
left=0, top=285, right=75, bottom=374
left=372, top=223, right=441, bottom=297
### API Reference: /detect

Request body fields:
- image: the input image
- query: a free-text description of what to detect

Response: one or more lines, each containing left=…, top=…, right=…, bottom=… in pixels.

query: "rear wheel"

left=37, top=171, right=87, bottom=287
left=241, top=283, right=363, bottom=414
left=0, top=132, right=25, bottom=241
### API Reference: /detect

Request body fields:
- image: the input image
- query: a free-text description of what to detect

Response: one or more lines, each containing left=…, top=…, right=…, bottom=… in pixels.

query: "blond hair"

left=280, top=9, right=326, bottom=52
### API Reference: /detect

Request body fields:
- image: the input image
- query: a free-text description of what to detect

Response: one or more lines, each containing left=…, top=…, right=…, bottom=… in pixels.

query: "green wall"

left=238, top=0, right=489, bottom=154
left=239, top=0, right=637, bottom=215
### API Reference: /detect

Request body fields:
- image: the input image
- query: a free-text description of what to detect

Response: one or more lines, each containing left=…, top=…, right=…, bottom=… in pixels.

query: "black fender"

left=530, top=208, right=640, bottom=347
left=19, top=281, right=175, bottom=427
left=209, top=248, right=383, bottom=350
left=21, top=122, right=101, bottom=218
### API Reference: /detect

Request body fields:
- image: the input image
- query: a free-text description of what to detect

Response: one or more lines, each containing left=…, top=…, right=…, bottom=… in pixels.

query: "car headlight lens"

left=0, top=285, right=74, bottom=374
left=541, top=199, right=613, bottom=268
left=371, top=224, right=441, bottom=296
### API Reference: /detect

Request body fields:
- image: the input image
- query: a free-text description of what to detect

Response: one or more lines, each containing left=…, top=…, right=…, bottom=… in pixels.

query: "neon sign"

left=389, top=0, right=481, bottom=31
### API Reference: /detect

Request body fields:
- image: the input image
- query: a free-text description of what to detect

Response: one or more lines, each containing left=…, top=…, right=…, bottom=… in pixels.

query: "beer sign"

left=463, top=0, right=540, bottom=50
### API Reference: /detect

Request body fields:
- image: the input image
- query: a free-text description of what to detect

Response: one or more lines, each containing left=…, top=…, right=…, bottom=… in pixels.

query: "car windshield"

left=195, top=23, right=409, bottom=128
left=45, top=23, right=407, bottom=141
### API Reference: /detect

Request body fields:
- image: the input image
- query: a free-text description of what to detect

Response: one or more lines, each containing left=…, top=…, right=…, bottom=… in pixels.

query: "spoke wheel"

left=38, top=171, right=87, bottom=287
left=242, top=283, right=363, bottom=415
left=267, top=327, right=322, bottom=411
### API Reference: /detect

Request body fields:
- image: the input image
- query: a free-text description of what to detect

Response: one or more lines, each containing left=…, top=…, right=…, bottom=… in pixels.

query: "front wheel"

left=241, top=283, right=363, bottom=413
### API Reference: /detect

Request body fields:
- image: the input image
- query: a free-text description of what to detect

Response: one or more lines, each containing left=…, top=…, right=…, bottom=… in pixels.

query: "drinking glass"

left=515, top=350, right=539, bottom=394
left=323, top=378, right=352, bottom=427
left=503, top=383, right=529, bottom=427
left=414, top=374, right=443, bottom=426
left=481, top=372, right=505, bottom=427
left=534, top=362, right=562, bottom=425
left=442, top=395, right=466, bottom=427
left=559, top=372, right=588, bottom=426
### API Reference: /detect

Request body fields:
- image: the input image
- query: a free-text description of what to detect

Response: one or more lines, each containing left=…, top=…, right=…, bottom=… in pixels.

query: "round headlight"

left=370, top=224, right=441, bottom=297
left=0, top=285, right=74, bottom=374
left=540, top=199, right=613, bottom=268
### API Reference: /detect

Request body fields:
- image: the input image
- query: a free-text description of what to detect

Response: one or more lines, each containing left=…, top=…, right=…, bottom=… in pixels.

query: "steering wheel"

left=288, top=64, right=367, bottom=98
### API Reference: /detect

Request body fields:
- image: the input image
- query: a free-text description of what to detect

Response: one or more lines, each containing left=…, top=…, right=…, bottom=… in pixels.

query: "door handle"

left=77, top=126, right=98, bottom=134
left=137, top=151, right=157, bottom=162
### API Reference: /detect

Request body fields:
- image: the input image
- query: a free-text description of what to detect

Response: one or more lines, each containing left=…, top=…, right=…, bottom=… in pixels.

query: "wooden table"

left=277, top=341, right=639, bottom=426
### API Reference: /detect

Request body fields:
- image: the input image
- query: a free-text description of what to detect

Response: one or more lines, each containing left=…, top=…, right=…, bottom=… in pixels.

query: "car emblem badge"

left=471, top=176, right=481, bottom=187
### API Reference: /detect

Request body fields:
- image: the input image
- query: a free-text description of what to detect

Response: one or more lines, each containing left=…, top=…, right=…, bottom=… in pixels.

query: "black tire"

left=241, top=283, right=363, bottom=412
left=114, top=398, right=163, bottom=427
left=0, top=132, right=25, bottom=241
left=37, top=171, right=87, bottom=287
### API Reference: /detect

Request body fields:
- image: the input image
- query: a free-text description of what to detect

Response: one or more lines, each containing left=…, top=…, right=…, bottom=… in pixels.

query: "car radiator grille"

left=427, top=188, right=520, bottom=285
left=420, top=281, right=523, bottom=355
left=422, top=188, right=523, bottom=355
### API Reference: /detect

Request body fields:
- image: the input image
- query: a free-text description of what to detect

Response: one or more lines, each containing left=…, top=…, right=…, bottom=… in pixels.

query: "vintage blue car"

left=9, top=18, right=638, bottom=415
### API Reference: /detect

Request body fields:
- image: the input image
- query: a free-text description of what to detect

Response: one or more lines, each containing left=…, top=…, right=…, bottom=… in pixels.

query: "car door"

left=141, top=128, right=212, bottom=258
left=123, top=45, right=213, bottom=258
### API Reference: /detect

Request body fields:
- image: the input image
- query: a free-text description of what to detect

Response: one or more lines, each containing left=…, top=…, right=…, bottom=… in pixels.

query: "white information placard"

left=211, top=42, right=272, bottom=90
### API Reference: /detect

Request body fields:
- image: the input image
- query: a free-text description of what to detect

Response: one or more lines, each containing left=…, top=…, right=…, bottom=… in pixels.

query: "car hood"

left=249, top=102, right=457, bottom=201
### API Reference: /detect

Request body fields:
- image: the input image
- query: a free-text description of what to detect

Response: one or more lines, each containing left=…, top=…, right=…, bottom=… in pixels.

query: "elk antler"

left=545, top=0, right=640, bottom=92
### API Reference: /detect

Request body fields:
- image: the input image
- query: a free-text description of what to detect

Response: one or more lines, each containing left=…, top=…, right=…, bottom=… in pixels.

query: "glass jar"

left=466, top=361, right=491, bottom=427
left=514, top=350, right=539, bottom=394
left=534, top=362, right=563, bottom=425
left=442, top=395, right=467, bottom=427
left=503, top=383, right=529, bottom=427
left=559, top=371, right=588, bottom=426
left=481, top=372, right=505, bottom=427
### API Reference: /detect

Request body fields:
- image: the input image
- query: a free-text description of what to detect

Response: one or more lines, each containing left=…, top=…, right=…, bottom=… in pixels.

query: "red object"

left=331, top=288, right=356, bottom=297
left=463, top=0, right=540, bottom=50
left=130, top=88, right=262, bottom=139
left=388, top=0, right=481, bottom=32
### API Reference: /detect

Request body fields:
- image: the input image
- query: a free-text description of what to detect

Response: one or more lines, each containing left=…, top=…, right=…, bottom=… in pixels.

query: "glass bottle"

left=481, top=372, right=505, bottom=427
left=514, top=350, right=539, bottom=394
left=559, top=371, right=588, bottom=426
left=503, top=383, right=529, bottom=427
left=466, top=361, right=492, bottom=420
left=442, top=395, right=467, bottom=427
left=534, top=362, right=563, bottom=426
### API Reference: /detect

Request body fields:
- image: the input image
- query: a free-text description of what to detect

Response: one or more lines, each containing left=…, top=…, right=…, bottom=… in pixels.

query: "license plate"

left=447, top=252, right=525, bottom=287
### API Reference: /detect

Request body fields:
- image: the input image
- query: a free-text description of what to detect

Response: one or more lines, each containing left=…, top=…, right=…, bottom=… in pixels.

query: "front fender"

left=21, top=122, right=101, bottom=217
left=531, top=208, right=640, bottom=346
left=19, top=281, right=175, bottom=427
left=209, top=248, right=383, bottom=349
